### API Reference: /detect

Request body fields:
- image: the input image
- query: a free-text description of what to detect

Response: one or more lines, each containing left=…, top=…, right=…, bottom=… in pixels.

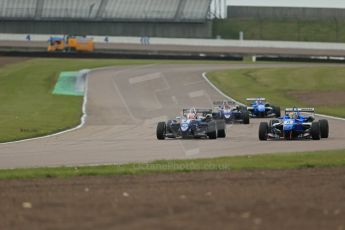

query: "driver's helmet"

left=187, top=108, right=197, bottom=120
left=293, top=112, right=299, bottom=119
left=289, top=112, right=299, bottom=119
left=205, top=114, right=212, bottom=120
left=223, top=102, right=230, bottom=109
left=187, top=113, right=196, bottom=120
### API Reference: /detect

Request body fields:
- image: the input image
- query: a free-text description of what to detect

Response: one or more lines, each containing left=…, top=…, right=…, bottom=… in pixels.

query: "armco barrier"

left=255, top=55, right=345, bottom=63
left=0, top=50, right=244, bottom=61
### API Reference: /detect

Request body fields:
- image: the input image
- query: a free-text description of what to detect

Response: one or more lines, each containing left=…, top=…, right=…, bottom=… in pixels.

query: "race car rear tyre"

left=273, top=106, right=281, bottom=117
left=217, top=120, right=226, bottom=138
left=259, top=122, right=269, bottom=141
left=212, top=112, right=220, bottom=119
left=311, top=122, right=321, bottom=140
left=217, top=129, right=226, bottom=138
left=319, top=119, right=329, bottom=138
left=207, top=121, right=217, bottom=139
left=156, top=122, right=166, bottom=140
left=243, top=111, right=250, bottom=124
left=208, top=130, right=217, bottom=139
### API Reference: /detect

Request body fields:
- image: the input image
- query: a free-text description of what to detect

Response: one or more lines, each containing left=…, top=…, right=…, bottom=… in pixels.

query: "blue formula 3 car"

left=246, top=97, right=281, bottom=118
left=259, top=108, right=329, bottom=140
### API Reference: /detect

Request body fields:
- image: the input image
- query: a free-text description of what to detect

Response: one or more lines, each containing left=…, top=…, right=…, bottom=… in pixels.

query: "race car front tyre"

left=208, top=130, right=217, bottom=139
left=156, top=122, right=166, bottom=140
left=212, top=112, right=220, bottom=119
left=216, top=120, right=226, bottom=138
left=259, top=122, right=269, bottom=140
left=243, top=111, right=250, bottom=124
left=311, top=122, right=321, bottom=140
left=319, top=119, right=329, bottom=138
left=269, top=119, right=279, bottom=131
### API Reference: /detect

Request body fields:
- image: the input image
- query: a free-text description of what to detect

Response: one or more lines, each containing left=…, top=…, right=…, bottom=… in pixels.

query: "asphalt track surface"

left=0, top=63, right=345, bottom=169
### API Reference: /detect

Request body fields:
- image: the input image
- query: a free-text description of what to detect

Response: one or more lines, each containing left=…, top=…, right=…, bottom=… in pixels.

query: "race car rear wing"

left=285, top=108, right=315, bottom=113
left=213, top=100, right=236, bottom=106
left=246, top=98, right=266, bottom=101
left=182, top=108, right=213, bottom=115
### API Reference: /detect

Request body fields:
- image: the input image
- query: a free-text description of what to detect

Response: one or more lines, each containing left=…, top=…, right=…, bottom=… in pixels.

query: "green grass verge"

left=213, top=18, right=345, bottom=42
left=0, top=149, right=344, bottom=180
left=0, top=58, right=236, bottom=143
left=207, top=66, right=345, bottom=118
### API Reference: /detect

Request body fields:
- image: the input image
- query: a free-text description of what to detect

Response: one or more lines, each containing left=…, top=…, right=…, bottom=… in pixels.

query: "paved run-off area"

left=0, top=63, right=345, bottom=169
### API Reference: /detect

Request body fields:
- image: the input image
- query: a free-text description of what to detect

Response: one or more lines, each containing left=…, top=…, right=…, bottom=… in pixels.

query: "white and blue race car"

left=212, top=101, right=250, bottom=124
left=156, top=108, right=226, bottom=140
left=259, top=108, right=329, bottom=140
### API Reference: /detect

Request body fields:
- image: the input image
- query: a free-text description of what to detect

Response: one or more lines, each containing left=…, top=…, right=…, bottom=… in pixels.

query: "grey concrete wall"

left=227, top=6, right=345, bottom=20
left=0, top=20, right=212, bottom=38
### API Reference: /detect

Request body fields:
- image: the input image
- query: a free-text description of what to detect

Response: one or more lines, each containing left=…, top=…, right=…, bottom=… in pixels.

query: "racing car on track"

left=212, top=101, right=250, bottom=124
left=156, top=108, right=226, bottom=140
left=246, top=97, right=280, bottom=118
left=258, top=108, right=329, bottom=140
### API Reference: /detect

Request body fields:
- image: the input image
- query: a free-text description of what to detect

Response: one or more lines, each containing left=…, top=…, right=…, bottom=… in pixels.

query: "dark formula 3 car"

left=259, top=108, right=329, bottom=140
left=212, top=101, right=249, bottom=124
left=156, top=108, right=226, bottom=140
left=246, top=97, right=281, bottom=118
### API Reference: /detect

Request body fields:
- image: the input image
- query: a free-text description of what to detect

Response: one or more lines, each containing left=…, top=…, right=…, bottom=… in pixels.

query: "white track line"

left=111, top=77, right=139, bottom=123
left=189, top=90, right=204, bottom=98
left=202, top=72, right=245, bottom=107
left=202, top=72, right=345, bottom=121
left=314, top=113, right=345, bottom=121
left=128, top=72, right=161, bottom=84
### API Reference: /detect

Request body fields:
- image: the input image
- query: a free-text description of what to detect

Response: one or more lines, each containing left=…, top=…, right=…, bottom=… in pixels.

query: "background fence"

left=0, top=0, right=212, bottom=38
left=0, top=0, right=211, bottom=22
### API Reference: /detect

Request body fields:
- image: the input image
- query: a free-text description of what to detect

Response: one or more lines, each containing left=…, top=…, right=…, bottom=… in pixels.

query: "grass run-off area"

left=0, top=58, right=232, bottom=143
left=213, top=18, right=345, bottom=42
left=0, top=149, right=344, bottom=180
left=207, top=66, right=345, bottom=118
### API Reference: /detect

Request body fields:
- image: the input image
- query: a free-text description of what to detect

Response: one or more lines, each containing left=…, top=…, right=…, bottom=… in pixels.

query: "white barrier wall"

left=1, top=33, right=345, bottom=52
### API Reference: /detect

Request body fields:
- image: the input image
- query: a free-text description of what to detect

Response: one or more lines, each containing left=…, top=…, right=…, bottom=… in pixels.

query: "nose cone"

left=283, top=124, right=294, bottom=131
left=181, top=122, right=189, bottom=132
left=283, top=119, right=294, bottom=131
left=258, top=104, right=265, bottom=112
left=223, top=110, right=231, bottom=118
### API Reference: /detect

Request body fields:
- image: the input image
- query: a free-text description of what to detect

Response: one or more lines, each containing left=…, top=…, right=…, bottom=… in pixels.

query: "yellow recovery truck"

left=48, top=36, right=94, bottom=52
